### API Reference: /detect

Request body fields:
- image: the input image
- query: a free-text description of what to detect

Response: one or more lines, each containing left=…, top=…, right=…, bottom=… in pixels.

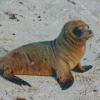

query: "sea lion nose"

left=88, top=30, right=92, bottom=34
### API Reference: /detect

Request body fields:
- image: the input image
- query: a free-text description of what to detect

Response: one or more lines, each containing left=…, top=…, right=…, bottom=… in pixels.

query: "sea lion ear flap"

left=63, top=31, right=68, bottom=38
left=64, top=31, right=68, bottom=35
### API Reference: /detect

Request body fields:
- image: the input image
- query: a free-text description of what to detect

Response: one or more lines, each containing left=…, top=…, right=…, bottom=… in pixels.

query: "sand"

left=0, top=0, right=100, bottom=100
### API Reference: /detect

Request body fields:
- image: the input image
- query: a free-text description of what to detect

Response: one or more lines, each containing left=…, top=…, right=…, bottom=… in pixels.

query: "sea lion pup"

left=0, top=20, right=93, bottom=90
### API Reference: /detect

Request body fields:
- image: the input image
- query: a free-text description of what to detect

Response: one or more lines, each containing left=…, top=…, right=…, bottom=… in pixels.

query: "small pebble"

left=38, top=15, right=41, bottom=18
left=19, top=2, right=23, bottom=4
left=12, top=33, right=15, bottom=35
left=93, top=90, right=98, bottom=92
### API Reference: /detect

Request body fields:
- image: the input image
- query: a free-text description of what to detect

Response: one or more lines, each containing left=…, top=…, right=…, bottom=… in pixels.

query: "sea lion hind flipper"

left=73, top=62, right=93, bottom=72
left=3, top=71, right=31, bottom=87
left=4, top=76, right=31, bottom=87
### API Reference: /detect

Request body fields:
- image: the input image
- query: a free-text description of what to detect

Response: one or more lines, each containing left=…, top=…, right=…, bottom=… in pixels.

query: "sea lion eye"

left=72, top=27, right=82, bottom=36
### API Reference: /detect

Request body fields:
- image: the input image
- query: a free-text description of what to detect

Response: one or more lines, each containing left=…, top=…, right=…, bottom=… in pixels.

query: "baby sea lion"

left=0, top=20, right=93, bottom=90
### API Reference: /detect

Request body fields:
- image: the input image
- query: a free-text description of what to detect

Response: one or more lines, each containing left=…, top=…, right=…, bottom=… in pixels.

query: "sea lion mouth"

left=80, top=30, right=93, bottom=40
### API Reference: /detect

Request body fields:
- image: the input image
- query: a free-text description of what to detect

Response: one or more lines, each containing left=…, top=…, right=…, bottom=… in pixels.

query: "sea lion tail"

left=0, top=65, right=4, bottom=74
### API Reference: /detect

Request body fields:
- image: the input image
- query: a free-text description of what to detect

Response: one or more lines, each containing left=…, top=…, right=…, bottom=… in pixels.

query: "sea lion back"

left=0, top=42, right=55, bottom=76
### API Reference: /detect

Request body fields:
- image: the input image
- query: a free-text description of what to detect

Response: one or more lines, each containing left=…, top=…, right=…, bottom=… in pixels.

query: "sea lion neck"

left=58, top=30, right=87, bottom=47
left=52, top=30, right=86, bottom=63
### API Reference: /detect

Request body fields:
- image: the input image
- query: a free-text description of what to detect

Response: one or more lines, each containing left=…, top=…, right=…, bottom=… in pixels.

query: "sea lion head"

left=64, top=20, right=93, bottom=42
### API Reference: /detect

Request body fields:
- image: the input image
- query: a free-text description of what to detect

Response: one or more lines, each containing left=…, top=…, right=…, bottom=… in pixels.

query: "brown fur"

left=0, top=20, right=93, bottom=89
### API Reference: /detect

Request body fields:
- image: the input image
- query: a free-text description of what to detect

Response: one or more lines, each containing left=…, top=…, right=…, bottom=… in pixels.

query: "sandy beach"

left=0, top=0, right=100, bottom=100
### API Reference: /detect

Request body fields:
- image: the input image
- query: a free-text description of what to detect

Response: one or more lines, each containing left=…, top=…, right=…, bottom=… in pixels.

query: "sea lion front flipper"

left=57, top=72, right=74, bottom=90
left=73, top=62, right=93, bottom=72
left=56, top=62, right=74, bottom=90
